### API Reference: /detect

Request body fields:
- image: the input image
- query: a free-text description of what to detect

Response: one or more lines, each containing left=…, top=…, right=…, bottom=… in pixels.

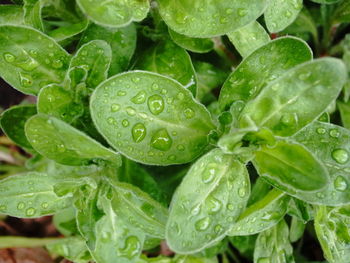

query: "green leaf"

left=24, top=0, right=44, bottom=31
left=169, top=29, right=214, bottom=54
left=218, top=37, right=312, bottom=111
left=292, top=121, right=350, bottom=205
left=76, top=0, right=149, bottom=28
left=315, top=205, right=350, bottom=263
left=46, top=237, right=91, bottom=263
left=228, top=189, right=290, bottom=236
left=239, top=58, right=347, bottom=136
left=90, top=71, right=215, bottom=165
left=229, top=235, right=256, bottom=260
left=254, top=220, right=295, bottom=263
left=333, top=0, right=350, bottom=23
left=157, top=0, right=267, bottom=38
left=48, top=20, right=89, bottom=44
left=0, top=5, right=24, bottom=25
left=53, top=207, right=78, bottom=236
left=338, top=101, right=350, bottom=129
left=0, top=25, right=70, bottom=95
left=37, top=83, right=84, bottom=124
left=110, top=181, right=168, bottom=238
left=289, top=216, right=305, bottom=243
left=264, top=0, right=303, bottom=33
left=254, top=140, right=329, bottom=194
left=25, top=114, right=121, bottom=166
left=70, top=40, right=112, bottom=90
left=79, top=23, right=136, bottom=76
left=311, top=0, right=342, bottom=4
left=118, top=158, right=165, bottom=204
left=136, top=40, right=197, bottom=96
left=227, top=21, right=270, bottom=58
left=0, top=104, right=36, bottom=151
left=166, top=149, right=250, bottom=253
left=0, top=172, right=72, bottom=218
left=194, top=61, right=228, bottom=104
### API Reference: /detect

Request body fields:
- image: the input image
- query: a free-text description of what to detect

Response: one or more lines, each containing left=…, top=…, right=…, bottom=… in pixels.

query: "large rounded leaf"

left=157, top=0, right=267, bottom=38
left=90, top=71, right=215, bottom=165
left=218, top=37, right=312, bottom=111
left=239, top=58, right=347, bottom=136
left=292, top=121, right=350, bottom=205
left=25, top=114, right=121, bottom=166
left=166, top=149, right=250, bottom=253
left=0, top=25, right=70, bottom=95
left=254, top=140, right=329, bottom=194
left=76, top=0, right=149, bottom=28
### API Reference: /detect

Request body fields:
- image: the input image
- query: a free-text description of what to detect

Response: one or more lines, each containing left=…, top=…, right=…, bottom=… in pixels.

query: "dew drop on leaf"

left=111, top=103, right=121, bottom=112
left=331, top=149, right=349, bottom=164
left=148, top=95, right=164, bottom=115
left=207, top=196, right=222, bottom=214
left=131, top=91, right=146, bottom=104
left=17, top=202, right=25, bottom=210
left=329, top=129, right=340, bottom=138
left=214, top=224, right=223, bottom=233
left=150, top=128, right=172, bottom=151
left=184, top=108, right=195, bottom=119
left=227, top=203, right=234, bottom=211
left=334, top=176, right=348, bottom=191
left=122, top=119, right=130, bottom=127
left=201, top=163, right=217, bottom=183
left=25, top=207, right=36, bottom=216
left=126, top=106, right=136, bottom=116
left=132, top=123, right=146, bottom=143
left=195, top=217, right=211, bottom=231
left=238, top=187, right=247, bottom=197
left=316, top=127, right=326, bottom=134
left=4, top=52, right=15, bottom=63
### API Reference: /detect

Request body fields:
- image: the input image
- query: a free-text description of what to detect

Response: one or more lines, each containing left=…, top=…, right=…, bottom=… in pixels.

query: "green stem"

left=0, top=236, right=61, bottom=248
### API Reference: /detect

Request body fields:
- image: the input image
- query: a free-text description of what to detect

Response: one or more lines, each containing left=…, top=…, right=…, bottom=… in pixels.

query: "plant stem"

left=0, top=236, right=61, bottom=248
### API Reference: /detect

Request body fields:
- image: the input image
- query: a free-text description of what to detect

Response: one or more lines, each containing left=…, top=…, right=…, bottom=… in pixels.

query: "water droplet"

left=152, top=83, right=159, bottom=90
left=177, top=92, right=185, bottom=100
left=148, top=95, right=164, bottom=115
left=132, top=123, right=146, bottom=143
left=177, top=144, right=185, bottom=151
left=126, top=106, right=136, bottom=116
left=0, top=205, right=6, bottom=211
left=150, top=129, right=172, bottom=151
left=316, top=127, right=326, bottom=134
left=111, top=103, right=120, bottom=112
left=238, top=8, right=247, bottom=17
left=26, top=207, right=36, bottom=216
left=226, top=8, right=233, bottom=14
left=184, top=108, right=195, bottom=119
left=332, top=149, right=349, bottom=164
left=214, top=224, right=223, bottom=234
left=286, top=11, right=292, bottom=17
left=227, top=203, right=234, bottom=211
left=117, top=90, right=126, bottom=96
left=334, top=176, right=348, bottom=191
left=131, top=91, right=146, bottom=104
left=120, top=236, right=141, bottom=259
left=168, top=155, right=176, bottom=161
left=107, top=117, right=114, bottom=124
left=238, top=187, right=246, bottom=197
left=330, top=129, right=340, bottom=138
left=17, top=57, right=39, bottom=71
left=132, top=77, right=140, bottom=83
left=19, top=72, right=33, bottom=87
left=191, top=205, right=201, bottom=216
left=207, top=196, right=222, bottom=214
left=52, top=59, right=63, bottom=69
left=281, top=113, right=297, bottom=127
left=122, top=119, right=129, bottom=127
left=17, top=202, right=25, bottom=210
left=56, top=144, right=66, bottom=153
left=41, top=202, right=49, bottom=209
left=202, top=163, right=217, bottom=183
left=4, top=52, right=15, bottom=63
left=195, top=217, right=210, bottom=231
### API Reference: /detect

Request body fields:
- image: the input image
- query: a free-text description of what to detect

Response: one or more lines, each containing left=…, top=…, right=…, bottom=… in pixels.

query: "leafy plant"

left=0, top=0, right=350, bottom=263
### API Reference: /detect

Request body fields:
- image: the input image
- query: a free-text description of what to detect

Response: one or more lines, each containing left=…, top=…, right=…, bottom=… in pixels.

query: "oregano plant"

left=0, top=0, right=350, bottom=263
